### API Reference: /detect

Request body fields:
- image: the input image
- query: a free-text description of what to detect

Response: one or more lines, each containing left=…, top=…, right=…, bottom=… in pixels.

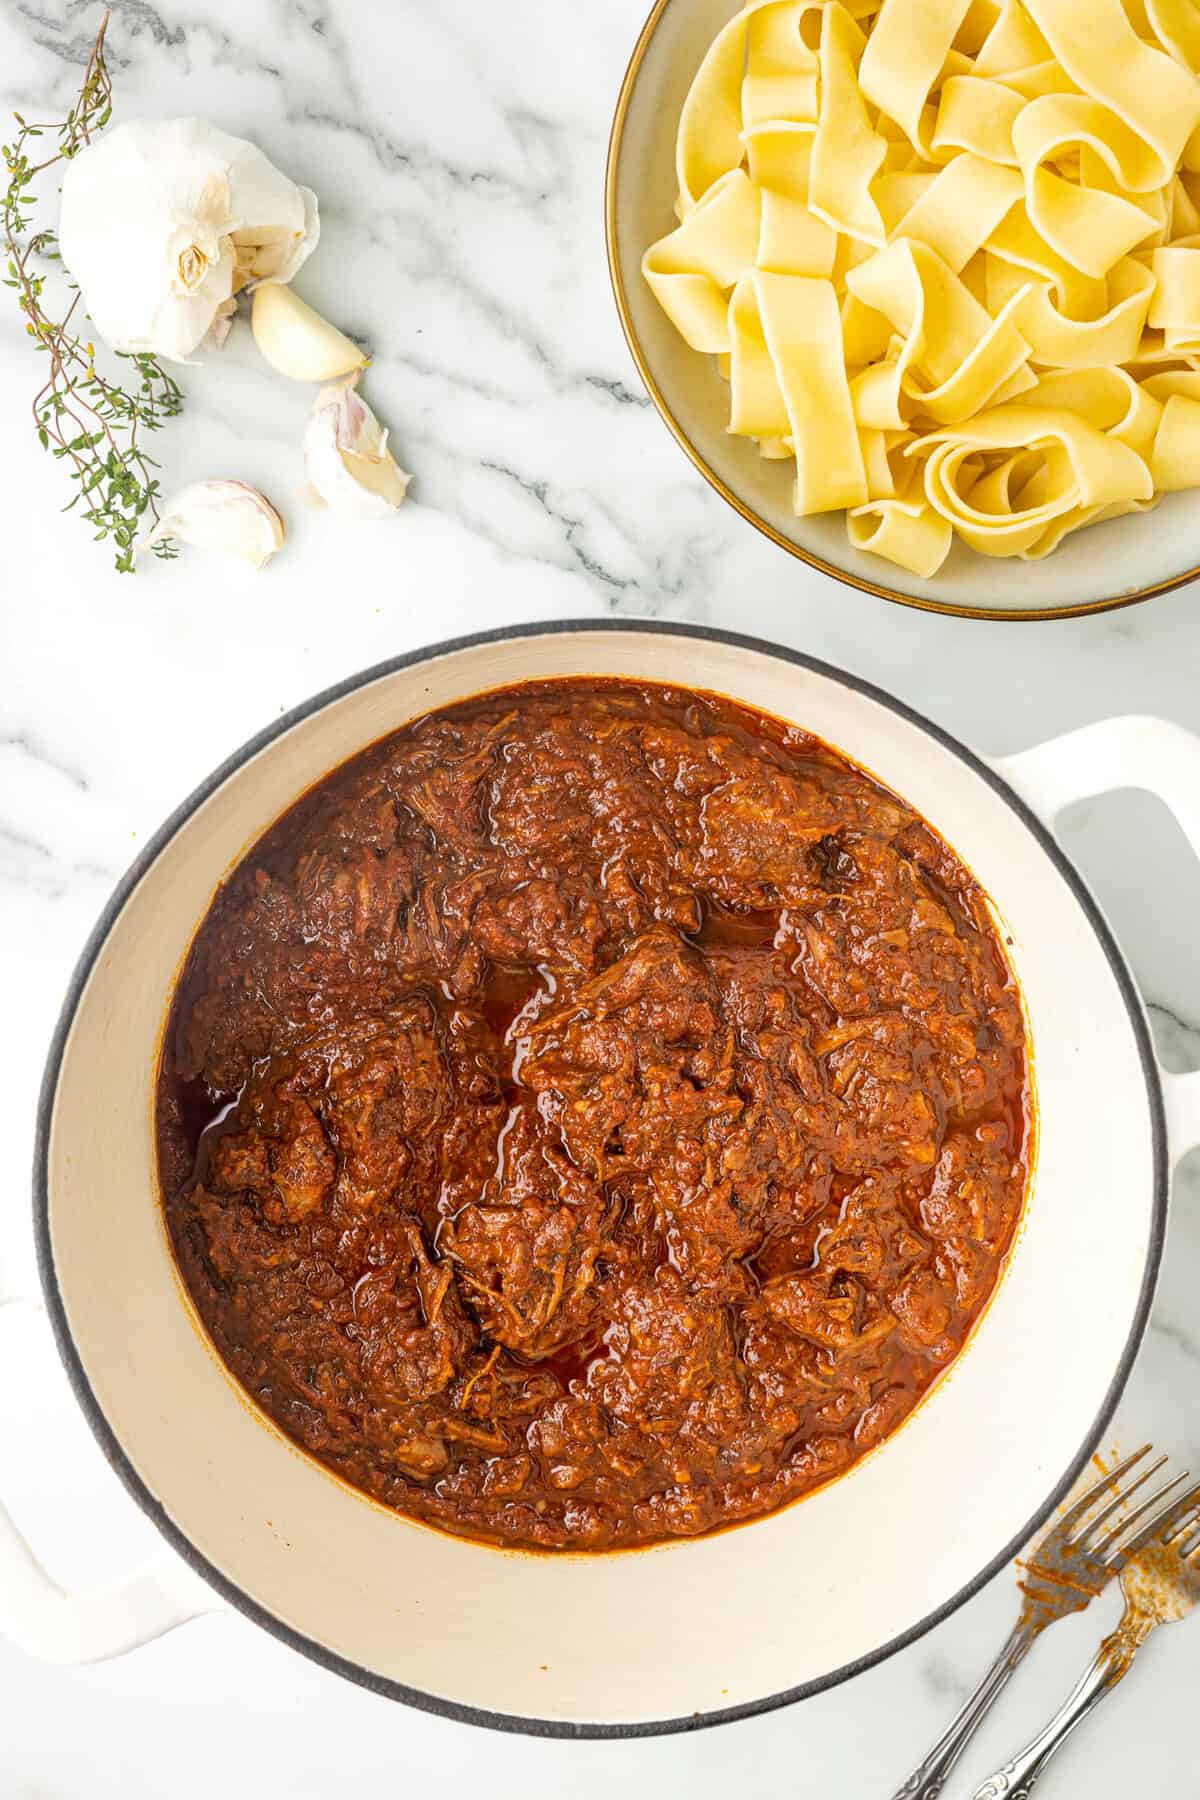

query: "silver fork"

left=892, top=1446, right=1200, bottom=1800
left=972, top=1501, right=1200, bottom=1797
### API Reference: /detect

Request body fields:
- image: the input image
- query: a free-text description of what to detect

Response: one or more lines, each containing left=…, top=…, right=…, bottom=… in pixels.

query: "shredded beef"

left=159, top=681, right=1029, bottom=1549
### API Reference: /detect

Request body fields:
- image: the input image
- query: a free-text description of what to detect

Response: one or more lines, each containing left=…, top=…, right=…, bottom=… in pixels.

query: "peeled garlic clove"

left=252, top=282, right=368, bottom=381
left=59, top=119, right=319, bottom=362
left=140, top=480, right=285, bottom=569
left=305, top=382, right=411, bottom=518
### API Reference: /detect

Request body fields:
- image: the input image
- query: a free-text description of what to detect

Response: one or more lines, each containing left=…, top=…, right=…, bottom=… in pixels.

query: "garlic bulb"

left=140, top=480, right=285, bottom=569
left=305, top=381, right=411, bottom=518
left=58, top=119, right=319, bottom=362
left=252, top=282, right=368, bottom=381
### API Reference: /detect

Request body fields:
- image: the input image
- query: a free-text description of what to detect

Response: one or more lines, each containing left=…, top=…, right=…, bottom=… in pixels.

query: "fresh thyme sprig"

left=2, top=11, right=183, bottom=572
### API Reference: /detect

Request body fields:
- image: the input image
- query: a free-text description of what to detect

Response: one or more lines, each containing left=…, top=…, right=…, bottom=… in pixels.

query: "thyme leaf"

left=2, top=10, right=184, bottom=573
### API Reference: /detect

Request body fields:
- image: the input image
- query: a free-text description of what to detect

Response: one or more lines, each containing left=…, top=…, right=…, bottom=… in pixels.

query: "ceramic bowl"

left=605, top=0, right=1200, bottom=620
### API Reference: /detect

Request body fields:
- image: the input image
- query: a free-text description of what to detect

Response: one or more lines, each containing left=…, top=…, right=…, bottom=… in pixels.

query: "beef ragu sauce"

left=157, top=680, right=1031, bottom=1551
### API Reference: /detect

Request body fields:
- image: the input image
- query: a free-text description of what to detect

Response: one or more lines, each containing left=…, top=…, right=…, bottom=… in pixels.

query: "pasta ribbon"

left=932, top=76, right=1024, bottom=166
left=890, top=154, right=1023, bottom=271
left=985, top=251, right=1157, bottom=367
left=847, top=495, right=955, bottom=574
left=744, top=122, right=839, bottom=274
left=1024, top=367, right=1163, bottom=458
left=644, top=172, right=761, bottom=352
left=743, top=3, right=819, bottom=130
left=1023, top=0, right=1200, bottom=188
left=675, top=12, right=750, bottom=213
left=752, top=271, right=869, bottom=511
left=1145, top=0, right=1200, bottom=72
left=809, top=5, right=888, bottom=244
left=858, top=0, right=971, bottom=159
left=917, top=402, right=1153, bottom=554
left=846, top=239, right=1031, bottom=422
left=1151, top=392, right=1200, bottom=487
left=642, top=0, right=1200, bottom=578
left=1013, top=100, right=1161, bottom=279
left=975, top=0, right=1052, bottom=75
left=1149, top=245, right=1200, bottom=351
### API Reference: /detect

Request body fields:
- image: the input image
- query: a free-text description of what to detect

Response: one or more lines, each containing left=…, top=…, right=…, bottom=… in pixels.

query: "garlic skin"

left=305, top=382, right=411, bottom=518
left=140, top=480, right=285, bottom=569
left=252, top=281, right=368, bottom=381
left=58, top=119, right=319, bottom=362
left=199, top=296, right=238, bottom=354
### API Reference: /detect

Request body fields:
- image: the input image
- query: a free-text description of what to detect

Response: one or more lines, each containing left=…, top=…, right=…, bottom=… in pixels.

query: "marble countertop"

left=1, top=1, right=1198, bottom=1793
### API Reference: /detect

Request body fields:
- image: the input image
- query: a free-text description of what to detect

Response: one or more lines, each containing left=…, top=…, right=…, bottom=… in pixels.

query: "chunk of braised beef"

left=206, top=1085, right=334, bottom=1225
left=685, top=764, right=910, bottom=910
left=208, top=1128, right=270, bottom=1198
left=820, top=1014, right=945, bottom=1172
left=441, top=1107, right=622, bottom=1356
left=921, top=1125, right=1021, bottom=1255
left=888, top=1268, right=957, bottom=1359
left=353, top=1220, right=475, bottom=1407
left=470, top=875, right=607, bottom=972
left=687, top=769, right=853, bottom=907
left=395, top=713, right=515, bottom=850
left=294, top=843, right=417, bottom=946
left=762, top=1269, right=897, bottom=1358
left=815, top=1172, right=930, bottom=1285
left=267, top=1103, right=336, bottom=1220
left=586, top=1270, right=747, bottom=1467
left=308, top=999, right=451, bottom=1213
left=487, top=734, right=595, bottom=856
left=517, top=928, right=722, bottom=1177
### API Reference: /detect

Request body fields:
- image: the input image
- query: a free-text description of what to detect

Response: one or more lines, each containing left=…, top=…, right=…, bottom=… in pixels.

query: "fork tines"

left=1026, top=1446, right=1200, bottom=1590
left=1068, top=1446, right=1165, bottom=1546
left=1099, top=1473, right=1200, bottom=1567
left=1163, top=1505, right=1200, bottom=1561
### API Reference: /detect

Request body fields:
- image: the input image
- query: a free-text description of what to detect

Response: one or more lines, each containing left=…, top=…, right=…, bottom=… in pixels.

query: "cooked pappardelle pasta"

left=642, top=0, right=1200, bottom=577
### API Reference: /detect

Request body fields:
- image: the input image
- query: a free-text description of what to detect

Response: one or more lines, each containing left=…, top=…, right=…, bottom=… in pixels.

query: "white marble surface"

left=1, top=1, right=1199, bottom=1793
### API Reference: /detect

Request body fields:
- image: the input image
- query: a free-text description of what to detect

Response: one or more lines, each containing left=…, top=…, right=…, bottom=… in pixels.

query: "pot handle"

left=991, top=714, right=1200, bottom=1163
left=0, top=1296, right=225, bottom=1663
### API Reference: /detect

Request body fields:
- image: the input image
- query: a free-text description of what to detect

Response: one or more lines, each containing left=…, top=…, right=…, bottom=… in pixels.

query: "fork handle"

left=892, top=1620, right=1038, bottom=1799
left=971, top=1622, right=1153, bottom=1799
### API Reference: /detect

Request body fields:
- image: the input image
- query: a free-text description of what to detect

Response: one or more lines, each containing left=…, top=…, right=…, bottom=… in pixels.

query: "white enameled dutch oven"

left=11, top=622, right=1200, bottom=1736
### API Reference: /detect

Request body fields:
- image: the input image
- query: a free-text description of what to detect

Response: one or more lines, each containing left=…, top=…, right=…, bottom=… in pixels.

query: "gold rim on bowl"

left=603, top=0, right=1200, bottom=623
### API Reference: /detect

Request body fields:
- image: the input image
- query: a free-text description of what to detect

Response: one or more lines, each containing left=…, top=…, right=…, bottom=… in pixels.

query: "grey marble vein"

left=1147, top=998, right=1200, bottom=1071
left=0, top=821, right=115, bottom=897
left=583, top=374, right=652, bottom=408
left=1149, top=1315, right=1200, bottom=1364
left=0, top=731, right=88, bottom=791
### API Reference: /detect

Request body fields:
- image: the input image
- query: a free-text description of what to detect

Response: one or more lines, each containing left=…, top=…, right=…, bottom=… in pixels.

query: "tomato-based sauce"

left=157, top=681, right=1031, bottom=1550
